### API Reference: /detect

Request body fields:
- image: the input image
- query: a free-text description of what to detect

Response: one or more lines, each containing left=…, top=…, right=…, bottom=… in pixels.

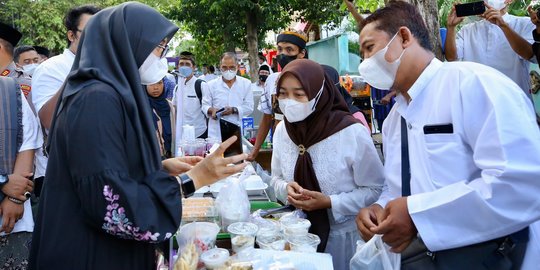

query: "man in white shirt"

left=202, top=52, right=254, bottom=140
left=173, top=52, right=209, bottom=152
left=202, top=64, right=218, bottom=82
left=0, top=76, right=41, bottom=267
left=356, top=2, right=540, bottom=269
left=445, top=0, right=535, bottom=99
left=30, top=5, right=100, bottom=196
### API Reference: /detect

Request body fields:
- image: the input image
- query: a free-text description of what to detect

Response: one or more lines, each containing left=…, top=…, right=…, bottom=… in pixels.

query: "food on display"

left=287, top=233, right=321, bottom=253
left=227, top=222, right=259, bottom=253
left=200, top=248, right=230, bottom=269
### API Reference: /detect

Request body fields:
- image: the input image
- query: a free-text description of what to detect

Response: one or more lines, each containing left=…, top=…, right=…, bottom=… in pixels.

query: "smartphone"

left=455, top=1, right=486, bottom=17
left=219, top=118, right=243, bottom=157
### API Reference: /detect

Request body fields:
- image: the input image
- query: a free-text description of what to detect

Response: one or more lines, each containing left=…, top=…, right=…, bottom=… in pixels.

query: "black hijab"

left=147, top=79, right=172, bottom=158
left=322, top=65, right=361, bottom=114
left=51, top=2, right=178, bottom=175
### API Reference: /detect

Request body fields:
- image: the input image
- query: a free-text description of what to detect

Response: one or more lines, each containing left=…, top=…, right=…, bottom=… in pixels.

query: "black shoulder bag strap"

left=401, top=116, right=411, bottom=196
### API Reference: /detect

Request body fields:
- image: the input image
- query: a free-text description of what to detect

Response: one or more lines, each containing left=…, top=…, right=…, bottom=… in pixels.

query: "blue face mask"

left=178, top=66, right=193, bottom=78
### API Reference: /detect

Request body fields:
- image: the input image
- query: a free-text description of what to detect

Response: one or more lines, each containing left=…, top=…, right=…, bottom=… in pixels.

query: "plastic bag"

left=175, top=222, right=220, bottom=270
left=215, top=177, right=251, bottom=230
left=350, top=235, right=400, bottom=270
left=255, top=163, right=276, bottom=201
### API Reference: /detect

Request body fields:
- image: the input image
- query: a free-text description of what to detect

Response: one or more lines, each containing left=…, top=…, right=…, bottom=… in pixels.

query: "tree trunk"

left=410, top=0, right=443, bottom=60
left=388, top=0, right=443, bottom=60
left=246, top=8, right=259, bottom=82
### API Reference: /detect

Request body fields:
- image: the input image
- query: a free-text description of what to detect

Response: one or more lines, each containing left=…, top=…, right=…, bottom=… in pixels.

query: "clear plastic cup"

left=200, top=248, right=230, bottom=269
left=280, top=217, right=311, bottom=236
left=194, top=138, right=207, bottom=157
left=287, top=233, right=321, bottom=253
left=205, top=137, right=221, bottom=153
left=256, top=233, right=286, bottom=251
left=227, top=222, right=259, bottom=253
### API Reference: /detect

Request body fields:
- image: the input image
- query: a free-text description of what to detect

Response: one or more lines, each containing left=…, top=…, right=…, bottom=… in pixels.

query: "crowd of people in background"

left=0, top=0, right=539, bottom=269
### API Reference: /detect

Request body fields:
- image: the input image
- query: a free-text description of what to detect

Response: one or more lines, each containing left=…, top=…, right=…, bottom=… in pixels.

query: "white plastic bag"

left=350, top=235, right=400, bottom=270
left=215, top=177, right=251, bottom=230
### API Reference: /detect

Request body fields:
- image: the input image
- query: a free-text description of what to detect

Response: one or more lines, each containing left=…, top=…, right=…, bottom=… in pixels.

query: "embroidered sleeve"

left=102, top=185, right=172, bottom=242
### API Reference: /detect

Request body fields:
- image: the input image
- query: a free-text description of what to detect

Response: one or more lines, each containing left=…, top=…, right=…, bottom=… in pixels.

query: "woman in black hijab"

left=29, top=3, right=247, bottom=269
left=147, top=78, right=174, bottom=159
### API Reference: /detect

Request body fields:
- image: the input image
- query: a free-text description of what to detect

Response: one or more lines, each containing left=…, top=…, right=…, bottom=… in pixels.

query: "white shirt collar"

left=63, top=49, right=76, bottom=60
left=396, top=58, right=443, bottom=116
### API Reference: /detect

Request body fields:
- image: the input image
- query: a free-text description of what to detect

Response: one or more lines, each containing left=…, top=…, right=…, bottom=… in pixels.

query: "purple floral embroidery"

left=102, top=185, right=169, bottom=242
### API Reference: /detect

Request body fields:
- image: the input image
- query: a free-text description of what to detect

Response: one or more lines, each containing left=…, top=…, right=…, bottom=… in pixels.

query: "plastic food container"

left=287, top=233, right=321, bottom=253
left=280, top=217, right=311, bottom=236
left=227, top=222, right=259, bottom=253
left=176, top=222, right=220, bottom=254
left=200, top=248, right=230, bottom=269
left=256, top=233, right=286, bottom=251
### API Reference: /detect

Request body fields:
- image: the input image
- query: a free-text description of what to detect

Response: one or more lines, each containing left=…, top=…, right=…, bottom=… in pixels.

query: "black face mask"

left=259, top=74, right=268, bottom=82
left=278, top=54, right=298, bottom=69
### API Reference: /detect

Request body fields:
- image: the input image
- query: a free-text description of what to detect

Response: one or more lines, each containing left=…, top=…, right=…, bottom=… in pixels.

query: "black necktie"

left=401, top=117, right=411, bottom=196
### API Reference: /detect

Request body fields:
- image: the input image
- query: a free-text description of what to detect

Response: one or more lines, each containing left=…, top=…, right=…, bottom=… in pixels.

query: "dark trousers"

left=401, top=228, right=529, bottom=270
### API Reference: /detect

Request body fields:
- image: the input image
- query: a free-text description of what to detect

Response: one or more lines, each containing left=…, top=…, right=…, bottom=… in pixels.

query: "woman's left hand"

left=162, top=156, right=204, bottom=175
left=288, top=189, right=331, bottom=211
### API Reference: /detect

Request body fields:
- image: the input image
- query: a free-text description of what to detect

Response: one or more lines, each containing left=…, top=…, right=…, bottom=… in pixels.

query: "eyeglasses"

left=157, top=44, right=169, bottom=59
left=220, top=66, right=237, bottom=72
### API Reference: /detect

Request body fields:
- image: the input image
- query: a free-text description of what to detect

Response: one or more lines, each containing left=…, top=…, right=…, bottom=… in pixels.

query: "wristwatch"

left=178, top=173, right=196, bottom=198
left=0, top=174, right=8, bottom=189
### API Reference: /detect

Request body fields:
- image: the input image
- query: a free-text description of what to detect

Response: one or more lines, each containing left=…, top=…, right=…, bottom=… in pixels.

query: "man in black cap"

left=248, top=30, right=309, bottom=161
left=0, top=22, right=33, bottom=99
left=33, top=46, right=50, bottom=62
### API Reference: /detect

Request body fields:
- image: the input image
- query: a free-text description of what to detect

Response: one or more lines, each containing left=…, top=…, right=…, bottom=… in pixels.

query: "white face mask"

left=487, top=0, right=506, bottom=10
left=222, top=70, right=236, bottom=81
left=358, top=32, right=405, bottom=90
left=139, top=53, right=168, bottom=85
left=278, top=82, right=324, bottom=123
left=22, top=63, right=39, bottom=76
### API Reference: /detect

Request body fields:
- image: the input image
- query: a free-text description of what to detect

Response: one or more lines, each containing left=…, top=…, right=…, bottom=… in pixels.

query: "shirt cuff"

left=329, top=194, right=347, bottom=223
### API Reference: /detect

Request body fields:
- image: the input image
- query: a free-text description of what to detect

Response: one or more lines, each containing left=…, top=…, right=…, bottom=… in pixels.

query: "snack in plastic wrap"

left=173, top=242, right=198, bottom=270
left=181, top=198, right=219, bottom=224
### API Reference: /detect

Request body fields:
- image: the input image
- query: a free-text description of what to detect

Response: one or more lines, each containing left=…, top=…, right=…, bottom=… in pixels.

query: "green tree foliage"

left=0, top=0, right=167, bottom=55
left=164, top=0, right=348, bottom=80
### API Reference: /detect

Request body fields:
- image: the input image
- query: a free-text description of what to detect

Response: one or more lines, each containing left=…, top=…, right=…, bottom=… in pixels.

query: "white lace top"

left=271, top=122, right=384, bottom=225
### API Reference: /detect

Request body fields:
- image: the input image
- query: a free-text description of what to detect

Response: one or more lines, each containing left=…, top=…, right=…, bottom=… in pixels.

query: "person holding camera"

left=445, top=0, right=535, bottom=100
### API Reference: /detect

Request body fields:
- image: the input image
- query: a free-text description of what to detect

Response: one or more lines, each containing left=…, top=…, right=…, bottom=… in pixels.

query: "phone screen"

left=455, top=1, right=486, bottom=17
left=219, top=118, right=243, bottom=157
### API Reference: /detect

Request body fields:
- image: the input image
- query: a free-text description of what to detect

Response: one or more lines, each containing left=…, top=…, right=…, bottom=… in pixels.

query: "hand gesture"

left=356, top=204, right=384, bottom=241
left=483, top=2, right=507, bottom=27
left=370, top=197, right=418, bottom=253
left=222, top=107, right=234, bottom=116
left=0, top=198, right=24, bottom=233
left=187, top=136, right=248, bottom=188
left=447, top=4, right=465, bottom=28
left=163, top=156, right=204, bottom=175
left=528, top=5, right=540, bottom=26
left=287, top=185, right=331, bottom=211
left=1, top=173, right=33, bottom=201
